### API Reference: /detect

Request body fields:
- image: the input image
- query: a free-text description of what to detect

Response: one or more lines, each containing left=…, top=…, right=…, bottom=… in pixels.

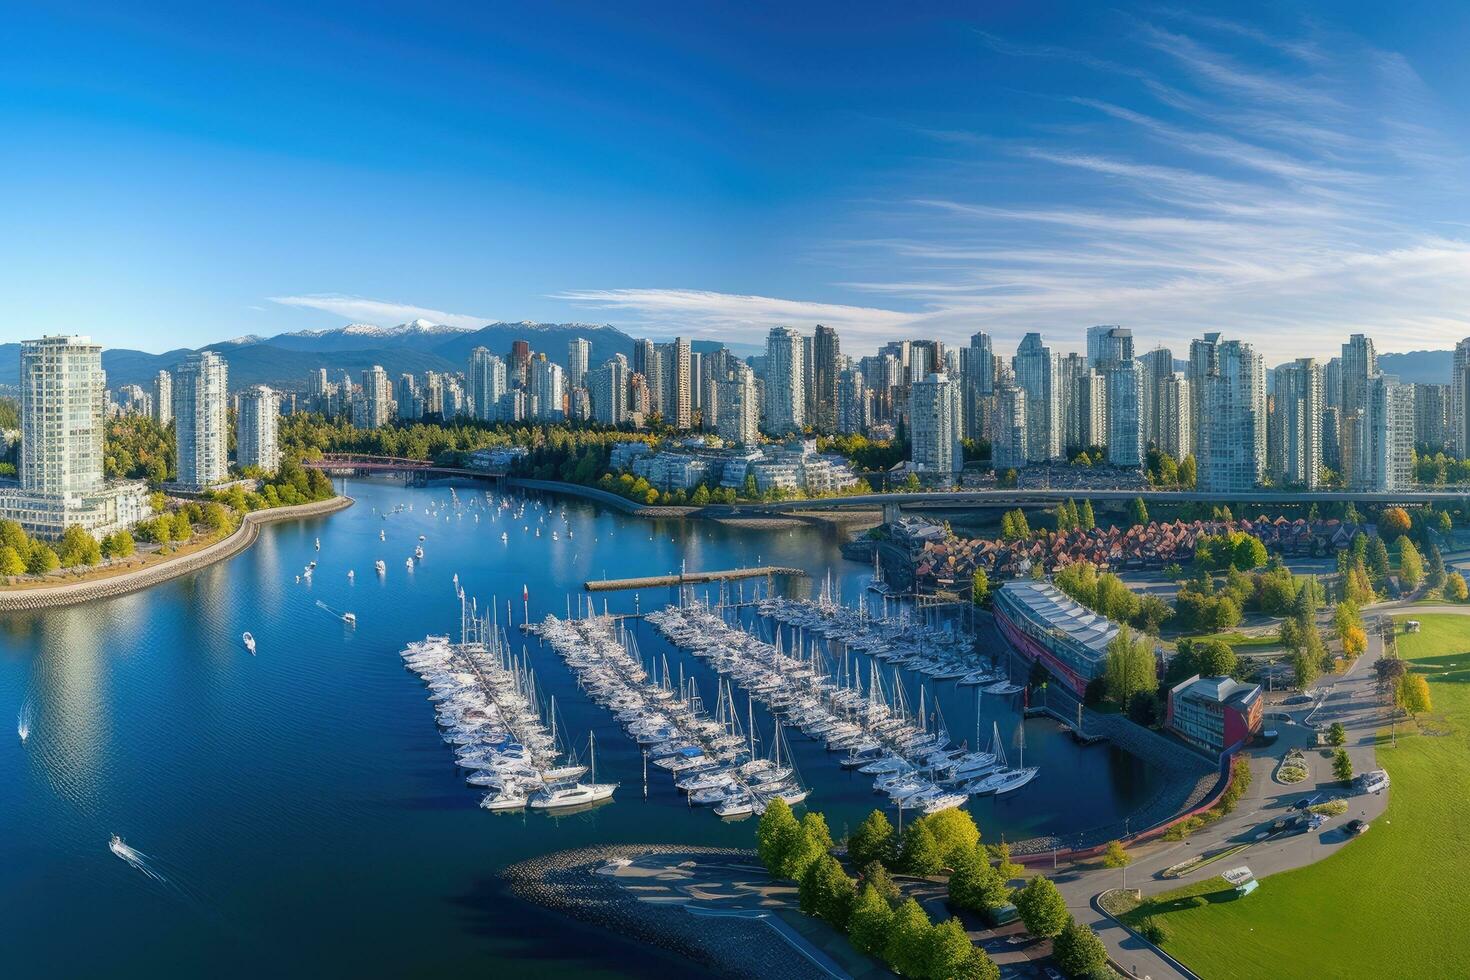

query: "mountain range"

left=0, top=320, right=761, bottom=390
left=0, top=326, right=1453, bottom=391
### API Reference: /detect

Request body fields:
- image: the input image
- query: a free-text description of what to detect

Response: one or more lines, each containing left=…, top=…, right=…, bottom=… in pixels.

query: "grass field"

left=1173, top=631, right=1281, bottom=650
left=1119, top=613, right=1470, bottom=979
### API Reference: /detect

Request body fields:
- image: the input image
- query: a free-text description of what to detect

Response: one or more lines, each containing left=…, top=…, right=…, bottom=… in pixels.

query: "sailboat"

left=969, top=721, right=1039, bottom=795
left=528, top=733, right=617, bottom=809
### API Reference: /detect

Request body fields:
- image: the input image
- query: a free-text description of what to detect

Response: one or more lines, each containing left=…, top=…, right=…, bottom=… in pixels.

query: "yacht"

left=375, top=560, right=386, bottom=574
left=414, top=545, right=425, bottom=560
left=419, top=534, right=427, bottom=541
left=343, top=612, right=357, bottom=626
left=480, top=790, right=527, bottom=811
left=406, top=558, right=415, bottom=569
left=315, top=537, right=320, bottom=551
left=242, top=632, right=256, bottom=654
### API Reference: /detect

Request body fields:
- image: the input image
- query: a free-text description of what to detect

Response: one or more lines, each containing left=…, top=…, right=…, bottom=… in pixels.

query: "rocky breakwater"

left=504, top=845, right=832, bottom=980
left=0, top=496, right=354, bottom=614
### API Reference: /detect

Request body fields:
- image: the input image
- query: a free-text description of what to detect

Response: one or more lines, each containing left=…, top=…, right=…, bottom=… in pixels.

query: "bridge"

left=301, top=453, right=507, bottom=482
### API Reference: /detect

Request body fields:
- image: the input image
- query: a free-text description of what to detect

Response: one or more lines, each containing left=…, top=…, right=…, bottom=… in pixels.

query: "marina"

left=1, top=478, right=1167, bottom=979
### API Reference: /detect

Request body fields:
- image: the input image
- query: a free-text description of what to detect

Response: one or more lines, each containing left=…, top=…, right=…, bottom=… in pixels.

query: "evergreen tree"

left=859, top=860, right=901, bottom=907
left=801, top=811, right=835, bottom=854
left=1179, top=454, right=1197, bottom=488
left=1398, top=538, right=1424, bottom=588
left=847, top=810, right=896, bottom=868
left=1052, top=917, right=1109, bottom=976
left=1367, top=536, right=1390, bottom=586
left=1427, top=542, right=1446, bottom=590
left=971, top=567, right=990, bottom=606
left=1079, top=499, right=1096, bottom=530
left=1128, top=497, right=1149, bottom=527
left=1013, top=875, right=1069, bottom=938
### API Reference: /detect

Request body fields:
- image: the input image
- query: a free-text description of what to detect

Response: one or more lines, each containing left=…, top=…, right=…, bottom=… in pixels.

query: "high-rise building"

left=959, top=332, right=994, bottom=442
left=352, top=365, right=392, bottom=429
left=152, top=370, right=173, bottom=427
left=1091, top=326, right=1134, bottom=369
left=468, top=347, right=507, bottom=421
left=422, top=371, right=445, bottom=417
left=173, top=351, right=229, bottom=489
left=836, top=367, right=869, bottom=435
left=589, top=358, right=629, bottom=425
left=567, top=337, right=591, bottom=390
left=671, top=336, right=692, bottom=429
left=1073, top=368, right=1107, bottom=450
left=1, top=337, right=149, bottom=537
left=909, top=373, right=962, bottom=477
left=990, top=383, right=1027, bottom=473
left=1138, top=348, right=1175, bottom=448
left=812, top=324, right=840, bottom=432
left=1105, top=360, right=1143, bottom=468
left=528, top=356, right=565, bottom=420
left=237, top=385, right=280, bottom=474
left=628, top=372, right=651, bottom=419
left=1158, top=374, right=1191, bottom=462
left=1453, top=339, right=1470, bottom=456
left=1186, top=333, right=1220, bottom=458
left=307, top=368, right=330, bottom=415
left=1012, top=332, right=1059, bottom=461
left=1056, top=353, right=1089, bottom=452
left=509, top=340, right=531, bottom=389
left=1339, top=334, right=1377, bottom=488
left=763, top=326, right=804, bottom=434
left=1357, top=375, right=1414, bottom=491
left=1413, top=383, right=1449, bottom=452
left=717, top=363, right=760, bottom=446
left=1199, top=339, right=1265, bottom=492
left=396, top=374, right=421, bottom=420
left=1321, top=406, right=1342, bottom=471
left=1269, top=358, right=1323, bottom=488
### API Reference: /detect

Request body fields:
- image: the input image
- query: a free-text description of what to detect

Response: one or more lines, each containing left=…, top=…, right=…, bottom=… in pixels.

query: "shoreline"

left=0, top=495, right=354, bottom=613
left=504, top=844, right=840, bottom=980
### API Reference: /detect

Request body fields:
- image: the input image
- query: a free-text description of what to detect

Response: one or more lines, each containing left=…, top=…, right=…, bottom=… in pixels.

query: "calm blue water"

left=0, top=479, right=1160, bottom=977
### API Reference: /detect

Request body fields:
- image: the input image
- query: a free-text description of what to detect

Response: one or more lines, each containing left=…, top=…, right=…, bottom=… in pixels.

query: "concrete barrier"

left=0, top=496, right=353, bottom=613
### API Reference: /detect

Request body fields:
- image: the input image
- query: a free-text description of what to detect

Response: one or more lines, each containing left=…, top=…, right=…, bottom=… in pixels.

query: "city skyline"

left=6, top=3, right=1470, bottom=356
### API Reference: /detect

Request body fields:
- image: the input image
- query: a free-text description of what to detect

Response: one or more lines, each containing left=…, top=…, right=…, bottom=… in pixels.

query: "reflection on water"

left=0, top=478, right=1162, bottom=978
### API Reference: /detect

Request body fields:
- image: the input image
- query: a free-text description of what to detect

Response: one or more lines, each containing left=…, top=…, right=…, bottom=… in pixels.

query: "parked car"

left=1345, top=819, right=1370, bottom=835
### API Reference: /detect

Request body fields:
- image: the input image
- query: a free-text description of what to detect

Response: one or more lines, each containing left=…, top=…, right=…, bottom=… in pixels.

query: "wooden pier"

left=584, top=566, right=807, bottom=592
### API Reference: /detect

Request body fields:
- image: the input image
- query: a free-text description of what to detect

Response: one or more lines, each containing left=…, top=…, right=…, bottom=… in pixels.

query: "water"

left=0, top=479, right=1160, bottom=977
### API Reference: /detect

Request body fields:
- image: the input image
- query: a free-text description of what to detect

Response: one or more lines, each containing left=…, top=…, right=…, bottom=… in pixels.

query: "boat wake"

left=109, top=835, right=169, bottom=884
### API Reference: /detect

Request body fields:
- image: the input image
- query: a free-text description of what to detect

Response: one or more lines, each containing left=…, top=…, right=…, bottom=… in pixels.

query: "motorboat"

left=242, top=632, right=256, bottom=654
left=343, top=612, right=357, bottom=626
left=414, top=546, right=425, bottom=560
left=480, top=791, right=527, bottom=812
left=406, top=558, right=415, bottom=570
left=528, top=782, right=617, bottom=809
left=375, top=560, right=386, bottom=574
left=347, top=569, right=355, bottom=581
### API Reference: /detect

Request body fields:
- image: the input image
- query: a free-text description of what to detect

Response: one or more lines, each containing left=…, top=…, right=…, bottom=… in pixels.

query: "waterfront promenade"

left=0, top=495, right=353, bottom=613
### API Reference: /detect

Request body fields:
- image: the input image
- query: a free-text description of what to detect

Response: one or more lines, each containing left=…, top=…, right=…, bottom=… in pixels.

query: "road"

left=1045, top=621, right=1394, bottom=980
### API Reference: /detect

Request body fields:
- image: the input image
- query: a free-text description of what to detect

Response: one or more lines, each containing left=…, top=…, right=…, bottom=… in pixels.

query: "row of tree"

left=0, top=520, right=136, bottom=577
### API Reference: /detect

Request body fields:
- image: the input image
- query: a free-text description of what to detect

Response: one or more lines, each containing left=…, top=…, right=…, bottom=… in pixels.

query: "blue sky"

left=3, top=1, right=1469, bottom=359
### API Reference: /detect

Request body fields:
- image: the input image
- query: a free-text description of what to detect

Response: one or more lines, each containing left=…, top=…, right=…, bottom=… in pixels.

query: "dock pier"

left=584, top=566, right=807, bottom=592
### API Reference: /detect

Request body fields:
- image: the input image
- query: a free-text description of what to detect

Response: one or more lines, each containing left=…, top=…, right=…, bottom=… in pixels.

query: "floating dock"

left=584, top=566, right=807, bottom=592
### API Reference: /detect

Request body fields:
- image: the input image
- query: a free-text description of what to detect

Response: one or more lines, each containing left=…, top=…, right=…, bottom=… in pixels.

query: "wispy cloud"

left=268, top=294, right=490, bottom=329
left=552, top=288, right=912, bottom=346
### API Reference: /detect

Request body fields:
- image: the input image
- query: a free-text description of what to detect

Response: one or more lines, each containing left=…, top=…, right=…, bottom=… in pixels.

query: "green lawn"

left=1174, top=631, right=1281, bottom=650
left=1120, top=613, right=1470, bottom=979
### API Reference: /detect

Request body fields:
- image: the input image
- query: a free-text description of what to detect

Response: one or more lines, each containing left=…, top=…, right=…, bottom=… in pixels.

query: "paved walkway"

left=1050, top=624, right=1395, bottom=979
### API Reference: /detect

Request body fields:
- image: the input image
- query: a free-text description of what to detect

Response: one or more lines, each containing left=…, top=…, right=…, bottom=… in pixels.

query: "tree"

left=971, top=567, right=990, bottom=606
left=0, top=545, right=26, bottom=577
left=1378, top=507, right=1412, bottom=541
left=1233, top=534, right=1268, bottom=570
left=1374, top=655, right=1408, bottom=693
left=1104, top=626, right=1157, bottom=708
left=1178, top=453, right=1197, bottom=488
left=847, top=809, right=896, bottom=869
left=1398, top=538, right=1424, bottom=589
left=1448, top=572, right=1470, bottom=602
left=923, top=917, right=977, bottom=980
left=1397, top=673, right=1432, bottom=717
left=1333, top=748, right=1354, bottom=783
left=1136, top=594, right=1171, bottom=635
left=859, top=860, right=901, bottom=907
left=900, top=819, right=944, bottom=876
left=1013, top=875, right=1069, bottom=938
left=781, top=820, right=829, bottom=881
left=1426, top=542, right=1446, bottom=591
left=756, top=797, right=801, bottom=876
left=989, top=841, right=1023, bottom=883
left=56, top=525, right=102, bottom=568
left=1128, top=497, right=1149, bottom=527
left=948, top=845, right=1011, bottom=913
left=1328, top=721, right=1347, bottom=747
left=27, top=543, right=59, bottom=575
left=799, top=855, right=856, bottom=931
left=1101, top=840, right=1132, bottom=889
left=847, top=884, right=894, bottom=957
left=1366, top=536, right=1390, bottom=586
left=952, top=947, right=1001, bottom=980
left=884, top=898, right=933, bottom=977
left=1078, top=499, right=1096, bottom=531
left=105, top=530, right=136, bottom=558
left=917, top=807, right=980, bottom=868
left=1052, top=917, right=1109, bottom=977
left=1192, top=638, right=1237, bottom=678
